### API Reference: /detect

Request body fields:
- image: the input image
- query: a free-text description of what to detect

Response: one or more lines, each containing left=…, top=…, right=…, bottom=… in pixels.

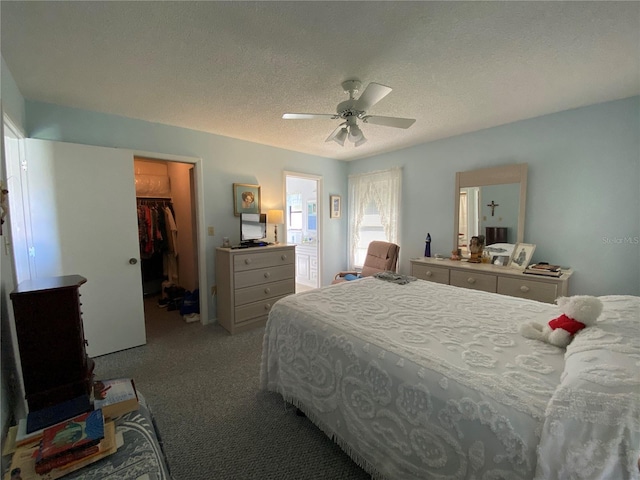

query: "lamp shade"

left=267, top=209, right=284, bottom=224
left=348, top=124, right=363, bottom=143
left=333, top=128, right=348, bottom=146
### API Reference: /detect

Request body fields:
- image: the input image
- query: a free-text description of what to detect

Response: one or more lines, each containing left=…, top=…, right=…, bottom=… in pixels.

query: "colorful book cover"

left=36, top=409, right=104, bottom=464
left=8, top=422, right=117, bottom=479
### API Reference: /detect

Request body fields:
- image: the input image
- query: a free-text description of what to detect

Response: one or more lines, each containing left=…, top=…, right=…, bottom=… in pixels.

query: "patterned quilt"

left=260, top=278, right=640, bottom=479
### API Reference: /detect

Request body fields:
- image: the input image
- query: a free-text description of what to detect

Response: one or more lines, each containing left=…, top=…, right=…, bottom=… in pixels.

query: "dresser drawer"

left=411, top=263, right=450, bottom=284
left=450, top=270, right=497, bottom=293
left=235, top=265, right=294, bottom=289
left=234, top=250, right=294, bottom=272
left=234, top=279, right=294, bottom=306
left=235, top=295, right=289, bottom=325
left=497, top=277, right=558, bottom=303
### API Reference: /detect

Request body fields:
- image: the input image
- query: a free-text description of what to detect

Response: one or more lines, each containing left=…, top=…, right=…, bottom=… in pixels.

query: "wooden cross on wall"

left=487, top=200, right=499, bottom=216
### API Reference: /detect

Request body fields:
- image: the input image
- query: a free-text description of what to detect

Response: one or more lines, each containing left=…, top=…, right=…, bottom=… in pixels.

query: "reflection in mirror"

left=454, top=164, right=527, bottom=255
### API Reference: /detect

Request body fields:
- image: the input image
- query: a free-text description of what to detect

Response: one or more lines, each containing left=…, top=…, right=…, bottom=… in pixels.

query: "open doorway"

left=3, top=114, right=34, bottom=285
left=284, top=172, right=322, bottom=292
left=134, top=157, right=202, bottom=330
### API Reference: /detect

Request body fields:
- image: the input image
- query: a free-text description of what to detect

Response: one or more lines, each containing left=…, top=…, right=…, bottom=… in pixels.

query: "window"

left=348, top=168, right=401, bottom=269
left=287, top=193, right=302, bottom=229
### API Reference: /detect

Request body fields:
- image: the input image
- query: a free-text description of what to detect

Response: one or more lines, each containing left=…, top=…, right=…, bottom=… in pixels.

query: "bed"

left=260, top=276, right=640, bottom=479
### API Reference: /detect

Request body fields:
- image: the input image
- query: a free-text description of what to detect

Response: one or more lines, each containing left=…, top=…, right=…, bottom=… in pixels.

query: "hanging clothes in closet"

left=137, top=198, right=179, bottom=294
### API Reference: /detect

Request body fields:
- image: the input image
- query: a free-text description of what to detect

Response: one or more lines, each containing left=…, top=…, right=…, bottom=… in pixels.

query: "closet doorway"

left=284, top=172, right=322, bottom=291
left=134, top=157, right=200, bottom=326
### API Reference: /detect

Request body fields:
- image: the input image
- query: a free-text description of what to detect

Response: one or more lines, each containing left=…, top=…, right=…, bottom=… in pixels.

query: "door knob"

left=129, top=258, right=138, bottom=265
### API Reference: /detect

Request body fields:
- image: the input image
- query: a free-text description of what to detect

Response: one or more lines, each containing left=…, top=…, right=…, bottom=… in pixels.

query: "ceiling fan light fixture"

left=282, top=80, right=414, bottom=147
left=348, top=124, right=363, bottom=143
left=333, top=127, right=348, bottom=146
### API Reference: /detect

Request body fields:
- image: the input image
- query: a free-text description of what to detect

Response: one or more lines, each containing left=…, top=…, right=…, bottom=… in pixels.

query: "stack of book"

left=34, top=409, right=105, bottom=474
left=524, top=263, right=564, bottom=277
left=6, top=416, right=117, bottom=480
left=4, top=378, right=139, bottom=478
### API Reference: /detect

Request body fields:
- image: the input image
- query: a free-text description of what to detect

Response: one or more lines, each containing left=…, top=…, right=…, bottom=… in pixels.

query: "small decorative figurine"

left=424, top=233, right=431, bottom=257
left=468, top=235, right=485, bottom=263
left=450, top=248, right=461, bottom=261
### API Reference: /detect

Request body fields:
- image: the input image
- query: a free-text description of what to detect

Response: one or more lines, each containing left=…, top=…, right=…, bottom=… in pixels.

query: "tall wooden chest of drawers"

left=10, top=275, right=94, bottom=411
left=216, top=245, right=296, bottom=334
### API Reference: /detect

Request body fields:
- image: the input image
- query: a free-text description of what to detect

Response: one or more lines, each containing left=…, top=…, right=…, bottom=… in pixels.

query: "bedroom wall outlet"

left=208, top=226, right=215, bottom=236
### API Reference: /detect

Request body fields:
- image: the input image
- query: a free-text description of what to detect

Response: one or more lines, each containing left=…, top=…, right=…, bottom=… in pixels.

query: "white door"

left=25, top=139, right=146, bottom=356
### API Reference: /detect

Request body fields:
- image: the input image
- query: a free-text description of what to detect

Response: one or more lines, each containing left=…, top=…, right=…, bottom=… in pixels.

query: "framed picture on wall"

left=330, top=195, right=341, bottom=218
left=233, top=183, right=261, bottom=217
left=507, top=243, right=536, bottom=269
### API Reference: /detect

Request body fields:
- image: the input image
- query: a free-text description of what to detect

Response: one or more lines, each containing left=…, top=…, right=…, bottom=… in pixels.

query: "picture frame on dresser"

left=492, top=255, right=508, bottom=266
left=507, top=243, right=536, bottom=269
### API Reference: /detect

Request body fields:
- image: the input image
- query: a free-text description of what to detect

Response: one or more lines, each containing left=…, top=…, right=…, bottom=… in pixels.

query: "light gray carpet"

left=93, top=297, right=371, bottom=480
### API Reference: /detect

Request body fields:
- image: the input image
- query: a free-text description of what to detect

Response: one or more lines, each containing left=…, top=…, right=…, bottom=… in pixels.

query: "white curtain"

left=348, top=167, right=401, bottom=269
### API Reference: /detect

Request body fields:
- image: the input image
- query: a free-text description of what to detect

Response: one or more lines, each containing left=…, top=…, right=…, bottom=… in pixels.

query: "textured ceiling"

left=2, top=1, right=639, bottom=161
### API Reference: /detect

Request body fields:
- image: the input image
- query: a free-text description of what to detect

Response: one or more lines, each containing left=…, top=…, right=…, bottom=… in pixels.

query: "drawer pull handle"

left=281, top=254, right=287, bottom=260
left=264, top=272, right=271, bottom=279
left=520, top=285, right=530, bottom=293
left=244, top=258, right=252, bottom=265
left=467, top=277, right=476, bottom=284
left=264, top=287, right=271, bottom=294
left=264, top=303, right=271, bottom=310
left=425, top=271, right=433, bottom=277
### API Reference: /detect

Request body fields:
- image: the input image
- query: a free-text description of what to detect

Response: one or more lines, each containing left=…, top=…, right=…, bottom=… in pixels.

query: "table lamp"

left=267, top=209, right=284, bottom=244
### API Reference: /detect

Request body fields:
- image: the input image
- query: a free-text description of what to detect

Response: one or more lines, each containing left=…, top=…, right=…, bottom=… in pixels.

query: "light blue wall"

left=348, top=97, right=640, bottom=296
left=25, top=100, right=349, bottom=304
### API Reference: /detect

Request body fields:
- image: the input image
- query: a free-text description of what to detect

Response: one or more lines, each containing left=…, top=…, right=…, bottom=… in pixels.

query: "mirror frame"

left=453, top=163, right=528, bottom=252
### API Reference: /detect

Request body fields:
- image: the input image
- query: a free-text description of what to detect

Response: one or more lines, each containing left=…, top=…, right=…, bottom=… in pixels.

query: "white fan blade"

left=362, top=115, right=416, bottom=129
left=325, top=122, right=347, bottom=143
left=355, top=83, right=392, bottom=111
left=282, top=113, right=336, bottom=120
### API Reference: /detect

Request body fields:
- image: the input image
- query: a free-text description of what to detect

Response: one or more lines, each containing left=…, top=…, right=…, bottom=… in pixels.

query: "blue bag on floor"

left=180, top=289, right=199, bottom=315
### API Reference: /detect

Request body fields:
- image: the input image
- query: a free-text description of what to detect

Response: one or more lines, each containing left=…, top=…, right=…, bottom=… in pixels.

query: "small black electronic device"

left=240, top=213, right=267, bottom=246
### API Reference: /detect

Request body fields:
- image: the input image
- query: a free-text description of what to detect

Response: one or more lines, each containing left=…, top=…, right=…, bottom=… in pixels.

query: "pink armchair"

left=333, top=241, right=400, bottom=284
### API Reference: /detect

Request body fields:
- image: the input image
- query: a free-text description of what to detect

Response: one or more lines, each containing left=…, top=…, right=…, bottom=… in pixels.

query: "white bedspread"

left=261, top=279, right=640, bottom=479
left=261, top=278, right=570, bottom=479
left=535, top=295, right=640, bottom=480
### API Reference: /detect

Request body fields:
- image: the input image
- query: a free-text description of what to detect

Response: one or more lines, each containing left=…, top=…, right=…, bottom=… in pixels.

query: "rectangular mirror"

left=453, top=164, right=528, bottom=254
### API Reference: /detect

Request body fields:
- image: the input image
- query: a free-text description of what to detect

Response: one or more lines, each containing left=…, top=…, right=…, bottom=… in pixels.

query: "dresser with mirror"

left=411, top=163, right=572, bottom=304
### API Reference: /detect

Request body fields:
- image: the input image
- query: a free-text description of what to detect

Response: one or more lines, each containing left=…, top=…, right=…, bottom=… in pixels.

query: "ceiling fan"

left=282, top=80, right=416, bottom=147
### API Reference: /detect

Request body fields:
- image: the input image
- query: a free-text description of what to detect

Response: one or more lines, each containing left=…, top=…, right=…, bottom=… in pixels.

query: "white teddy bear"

left=520, top=295, right=603, bottom=348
